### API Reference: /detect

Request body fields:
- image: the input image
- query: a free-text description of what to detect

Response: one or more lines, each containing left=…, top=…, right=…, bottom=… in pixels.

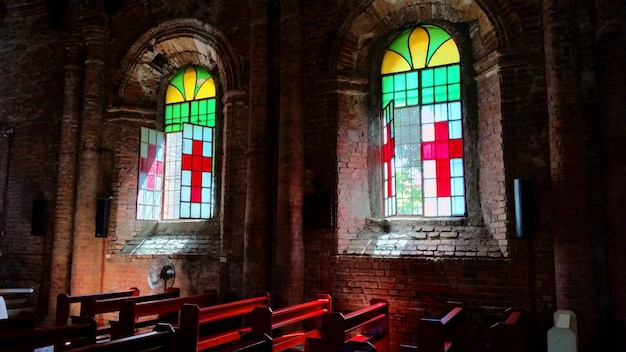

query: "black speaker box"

left=95, top=197, right=110, bottom=238
left=514, top=179, right=534, bottom=238
left=31, top=199, right=46, bottom=236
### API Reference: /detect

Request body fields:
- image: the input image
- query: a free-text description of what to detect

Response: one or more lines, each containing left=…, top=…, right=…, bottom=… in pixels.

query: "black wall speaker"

left=95, top=197, right=110, bottom=238
left=31, top=199, right=46, bottom=236
left=514, top=179, right=534, bottom=238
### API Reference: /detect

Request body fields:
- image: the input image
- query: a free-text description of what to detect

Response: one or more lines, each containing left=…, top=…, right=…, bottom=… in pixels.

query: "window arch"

left=137, top=65, right=217, bottom=220
left=381, top=25, right=465, bottom=217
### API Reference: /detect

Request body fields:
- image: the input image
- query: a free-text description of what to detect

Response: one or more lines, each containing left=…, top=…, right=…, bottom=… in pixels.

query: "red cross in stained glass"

left=382, top=124, right=395, bottom=196
left=182, top=140, right=212, bottom=203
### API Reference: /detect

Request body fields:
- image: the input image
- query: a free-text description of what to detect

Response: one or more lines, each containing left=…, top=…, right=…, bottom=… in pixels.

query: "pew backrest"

left=249, top=294, right=332, bottom=351
left=56, top=288, right=140, bottom=326
left=490, top=308, right=529, bottom=352
left=0, top=311, right=36, bottom=336
left=178, top=293, right=271, bottom=352
left=80, top=288, right=180, bottom=318
left=112, top=290, right=218, bottom=339
left=0, top=316, right=97, bottom=351
left=309, top=298, right=390, bottom=352
left=416, top=306, right=464, bottom=352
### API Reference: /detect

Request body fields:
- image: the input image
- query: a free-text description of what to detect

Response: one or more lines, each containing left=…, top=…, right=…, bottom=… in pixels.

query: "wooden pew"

left=67, top=323, right=176, bottom=352
left=80, top=288, right=180, bottom=338
left=56, top=288, right=140, bottom=326
left=0, top=311, right=36, bottom=335
left=0, top=316, right=97, bottom=352
left=490, top=308, right=529, bottom=352
left=177, top=293, right=270, bottom=352
left=401, top=306, right=465, bottom=352
left=248, top=294, right=332, bottom=352
left=308, top=298, right=390, bottom=352
left=111, top=290, right=218, bottom=339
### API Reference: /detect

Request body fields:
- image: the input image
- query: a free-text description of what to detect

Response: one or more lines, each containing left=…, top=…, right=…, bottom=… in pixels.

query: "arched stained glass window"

left=137, top=65, right=217, bottom=220
left=381, top=25, right=465, bottom=217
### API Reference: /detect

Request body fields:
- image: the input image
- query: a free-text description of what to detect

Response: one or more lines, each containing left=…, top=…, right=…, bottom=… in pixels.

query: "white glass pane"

left=201, top=204, right=211, bottom=219
left=422, top=123, right=435, bottom=142
left=452, top=196, right=465, bottom=215
left=202, top=187, right=211, bottom=201
left=450, top=158, right=463, bottom=177
left=424, top=179, right=437, bottom=197
left=155, top=176, right=162, bottom=191
left=203, top=141, right=212, bottom=157
left=434, top=103, right=448, bottom=122
left=145, top=191, right=153, bottom=204
left=438, top=197, right=452, bottom=216
left=449, top=102, right=462, bottom=120
left=182, top=170, right=191, bottom=186
left=183, top=138, right=192, bottom=154
left=193, top=125, right=203, bottom=139
left=137, top=205, right=144, bottom=219
left=156, top=131, right=164, bottom=145
left=449, top=120, right=462, bottom=139
left=139, top=174, right=147, bottom=188
left=140, top=143, right=148, bottom=158
left=391, top=175, right=396, bottom=195
left=190, top=203, right=201, bottom=218
left=141, top=127, right=149, bottom=142
left=423, top=160, right=436, bottom=179
left=424, top=198, right=437, bottom=216
left=421, top=105, right=434, bottom=123
left=451, top=177, right=464, bottom=196
left=183, top=124, right=193, bottom=139
left=149, top=129, right=157, bottom=144
left=181, top=186, right=190, bottom=202
left=180, top=202, right=190, bottom=218
left=156, top=144, right=164, bottom=160
left=202, top=172, right=212, bottom=187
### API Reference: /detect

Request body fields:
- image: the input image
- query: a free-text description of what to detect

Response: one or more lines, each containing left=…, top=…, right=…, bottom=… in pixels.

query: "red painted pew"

left=248, top=294, right=332, bottom=352
left=177, top=293, right=270, bottom=352
left=56, top=288, right=140, bottom=326
left=111, top=290, right=217, bottom=339
left=308, top=298, right=390, bottom=352
left=490, top=308, right=529, bottom=352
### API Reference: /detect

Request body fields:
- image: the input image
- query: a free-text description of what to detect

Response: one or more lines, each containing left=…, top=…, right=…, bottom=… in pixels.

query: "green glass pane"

left=435, top=85, right=448, bottom=102
left=407, top=90, right=419, bottom=106
left=169, top=69, right=185, bottom=96
left=173, top=104, right=180, bottom=118
left=449, top=83, right=461, bottom=101
left=388, top=29, right=413, bottom=68
left=383, top=93, right=393, bottom=107
left=207, top=113, right=215, bottom=127
left=165, top=125, right=173, bottom=133
left=422, top=69, right=434, bottom=87
left=207, top=99, right=216, bottom=113
left=191, top=101, right=199, bottom=116
left=394, top=91, right=407, bottom=107
left=448, top=65, right=460, bottom=84
left=382, top=76, right=394, bottom=94
left=422, top=87, right=434, bottom=104
left=394, top=73, right=406, bottom=91
left=406, top=71, right=419, bottom=89
left=434, top=67, right=448, bottom=85
left=180, top=102, right=190, bottom=119
left=165, top=105, right=173, bottom=124
left=194, top=66, right=211, bottom=98
left=199, top=100, right=207, bottom=115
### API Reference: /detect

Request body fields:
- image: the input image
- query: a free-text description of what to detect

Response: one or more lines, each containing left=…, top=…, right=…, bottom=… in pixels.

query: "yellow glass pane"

left=165, top=85, right=185, bottom=103
left=381, top=50, right=411, bottom=74
left=196, top=76, right=216, bottom=99
left=409, top=27, right=429, bottom=69
left=428, top=39, right=460, bottom=67
left=183, top=66, right=197, bottom=101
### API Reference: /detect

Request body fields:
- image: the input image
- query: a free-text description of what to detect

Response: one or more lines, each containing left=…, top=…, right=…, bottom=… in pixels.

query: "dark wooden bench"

left=67, top=323, right=176, bottom=352
left=490, top=308, right=529, bottom=352
left=0, top=316, right=97, bottom=351
left=56, top=288, right=140, bottom=326
left=308, top=298, right=390, bottom=352
left=401, top=306, right=465, bottom=352
left=247, top=294, right=332, bottom=351
left=0, top=311, right=36, bottom=335
left=177, top=293, right=271, bottom=352
left=80, top=288, right=180, bottom=338
left=111, top=290, right=218, bottom=339
left=0, top=287, right=35, bottom=318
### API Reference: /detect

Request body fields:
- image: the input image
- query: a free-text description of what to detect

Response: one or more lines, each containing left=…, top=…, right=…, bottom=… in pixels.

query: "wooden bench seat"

left=111, top=290, right=217, bottom=339
left=401, top=306, right=465, bottom=352
left=248, top=294, right=332, bottom=352
left=67, top=323, right=176, bottom=352
left=177, top=293, right=270, bottom=352
left=490, top=308, right=529, bottom=352
left=56, top=288, right=140, bottom=326
left=308, top=298, right=390, bottom=352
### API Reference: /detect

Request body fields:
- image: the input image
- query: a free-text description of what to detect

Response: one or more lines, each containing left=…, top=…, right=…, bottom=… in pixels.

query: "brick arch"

left=330, top=0, right=526, bottom=75
left=113, top=18, right=243, bottom=109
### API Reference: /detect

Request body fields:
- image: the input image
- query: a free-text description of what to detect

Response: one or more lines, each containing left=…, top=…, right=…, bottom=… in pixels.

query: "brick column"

left=70, top=22, right=109, bottom=296
left=274, top=0, right=304, bottom=307
left=48, top=30, right=84, bottom=319
left=543, top=0, right=599, bottom=349
left=243, top=0, right=273, bottom=298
